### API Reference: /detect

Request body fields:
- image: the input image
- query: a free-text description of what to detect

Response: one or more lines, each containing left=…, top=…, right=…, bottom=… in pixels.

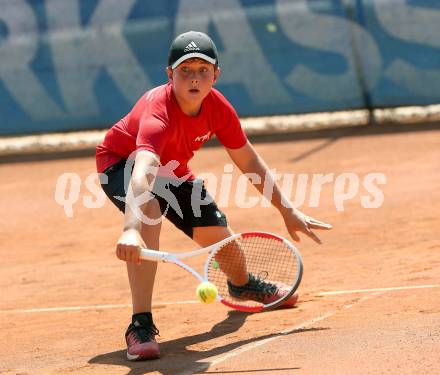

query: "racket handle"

left=139, top=249, right=169, bottom=262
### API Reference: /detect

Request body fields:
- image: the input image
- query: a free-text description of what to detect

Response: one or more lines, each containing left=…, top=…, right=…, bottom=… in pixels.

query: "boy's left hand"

left=282, top=208, right=332, bottom=244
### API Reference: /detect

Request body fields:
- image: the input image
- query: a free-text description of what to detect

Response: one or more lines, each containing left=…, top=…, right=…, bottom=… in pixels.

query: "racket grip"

left=139, top=249, right=169, bottom=262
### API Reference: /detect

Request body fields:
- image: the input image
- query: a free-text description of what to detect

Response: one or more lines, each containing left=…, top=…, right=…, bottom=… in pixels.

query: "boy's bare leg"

left=192, top=226, right=248, bottom=286
left=126, top=198, right=162, bottom=314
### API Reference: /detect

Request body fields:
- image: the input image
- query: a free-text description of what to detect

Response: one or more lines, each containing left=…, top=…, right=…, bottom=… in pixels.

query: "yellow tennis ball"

left=196, top=282, right=218, bottom=304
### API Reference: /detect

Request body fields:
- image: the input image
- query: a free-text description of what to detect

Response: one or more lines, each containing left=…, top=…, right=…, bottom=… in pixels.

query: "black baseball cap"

left=168, top=31, right=218, bottom=69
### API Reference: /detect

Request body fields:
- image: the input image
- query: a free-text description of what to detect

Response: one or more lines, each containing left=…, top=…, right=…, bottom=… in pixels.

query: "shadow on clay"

left=89, top=309, right=329, bottom=375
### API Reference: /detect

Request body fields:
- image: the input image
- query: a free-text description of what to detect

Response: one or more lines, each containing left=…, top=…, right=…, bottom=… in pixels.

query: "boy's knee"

left=141, top=197, right=162, bottom=220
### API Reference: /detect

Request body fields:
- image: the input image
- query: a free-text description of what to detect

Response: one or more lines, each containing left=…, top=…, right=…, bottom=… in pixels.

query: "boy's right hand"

left=116, top=229, right=146, bottom=264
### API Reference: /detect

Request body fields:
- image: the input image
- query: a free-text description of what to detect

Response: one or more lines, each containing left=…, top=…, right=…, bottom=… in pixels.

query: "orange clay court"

left=1, top=123, right=439, bottom=374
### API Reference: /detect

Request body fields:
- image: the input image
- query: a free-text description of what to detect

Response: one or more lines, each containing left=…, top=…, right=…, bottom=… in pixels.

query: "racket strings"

left=207, top=235, right=300, bottom=309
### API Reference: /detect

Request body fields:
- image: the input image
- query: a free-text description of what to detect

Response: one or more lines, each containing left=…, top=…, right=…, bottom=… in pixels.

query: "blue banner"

left=1, top=0, right=439, bottom=135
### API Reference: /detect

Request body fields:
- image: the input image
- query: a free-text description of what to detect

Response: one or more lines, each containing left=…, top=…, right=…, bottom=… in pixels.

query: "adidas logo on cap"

left=184, top=41, right=200, bottom=52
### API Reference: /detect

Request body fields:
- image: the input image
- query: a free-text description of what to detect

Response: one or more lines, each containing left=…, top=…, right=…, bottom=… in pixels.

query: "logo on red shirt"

left=194, top=131, right=211, bottom=142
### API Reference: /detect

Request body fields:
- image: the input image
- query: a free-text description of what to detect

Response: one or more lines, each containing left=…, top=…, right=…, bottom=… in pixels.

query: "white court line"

left=1, top=283, right=439, bottom=314
left=316, top=284, right=440, bottom=296
left=0, top=300, right=198, bottom=314
left=183, top=292, right=382, bottom=375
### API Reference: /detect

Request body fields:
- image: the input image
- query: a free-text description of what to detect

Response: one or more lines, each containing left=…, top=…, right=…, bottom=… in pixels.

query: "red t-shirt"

left=96, top=83, right=247, bottom=180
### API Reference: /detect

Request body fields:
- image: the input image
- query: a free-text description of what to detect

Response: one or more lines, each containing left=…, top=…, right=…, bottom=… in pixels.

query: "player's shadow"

left=89, top=310, right=328, bottom=375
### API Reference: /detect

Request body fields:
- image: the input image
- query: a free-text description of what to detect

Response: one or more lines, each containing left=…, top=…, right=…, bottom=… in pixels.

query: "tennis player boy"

left=96, top=31, right=332, bottom=360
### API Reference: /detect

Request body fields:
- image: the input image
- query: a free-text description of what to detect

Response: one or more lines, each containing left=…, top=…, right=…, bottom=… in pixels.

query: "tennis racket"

left=139, top=231, right=303, bottom=312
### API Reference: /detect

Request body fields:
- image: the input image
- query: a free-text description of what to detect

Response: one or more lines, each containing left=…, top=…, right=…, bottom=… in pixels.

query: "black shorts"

left=99, top=159, right=227, bottom=238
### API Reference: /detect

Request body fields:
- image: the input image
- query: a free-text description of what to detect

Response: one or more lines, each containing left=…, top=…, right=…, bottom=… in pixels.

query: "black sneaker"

left=125, top=313, right=160, bottom=360
left=227, top=273, right=298, bottom=307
